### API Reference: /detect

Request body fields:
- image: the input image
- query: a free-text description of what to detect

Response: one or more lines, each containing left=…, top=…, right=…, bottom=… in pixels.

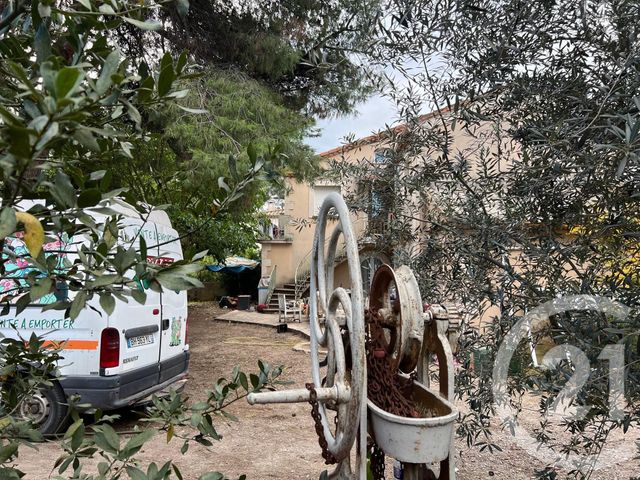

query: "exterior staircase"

left=264, top=283, right=307, bottom=313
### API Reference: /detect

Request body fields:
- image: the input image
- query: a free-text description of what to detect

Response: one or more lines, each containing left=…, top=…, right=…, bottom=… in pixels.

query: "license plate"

left=127, top=334, right=154, bottom=348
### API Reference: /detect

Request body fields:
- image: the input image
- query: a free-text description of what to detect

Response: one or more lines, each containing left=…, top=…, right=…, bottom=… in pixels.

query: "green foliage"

left=46, top=360, right=286, bottom=480
left=167, top=69, right=318, bottom=181
left=106, top=69, right=319, bottom=257
left=157, top=0, right=382, bottom=117
left=0, top=354, right=284, bottom=480
left=0, top=0, right=289, bottom=478
left=0, top=323, right=287, bottom=480
left=194, top=258, right=223, bottom=283
left=0, top=0, right=211, bottom=314
left=143, top=361, right=289, bottom=450
left=0, top=333, right=59, bottom=447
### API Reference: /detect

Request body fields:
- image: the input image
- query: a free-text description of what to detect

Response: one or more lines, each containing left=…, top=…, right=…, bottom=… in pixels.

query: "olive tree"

left=0, top=0, right=287, bottom=478
left=333, top=1, right=640, bottom=477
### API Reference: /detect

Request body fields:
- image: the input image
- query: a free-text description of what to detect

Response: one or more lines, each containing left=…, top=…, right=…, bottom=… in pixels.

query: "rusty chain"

left=366, top=309, right=420, bottom=418
left=305, top=382, right=338, bottom=465
left=305, top=309, right=420, bottom=477
left=366, top=308, right=421, bottom=480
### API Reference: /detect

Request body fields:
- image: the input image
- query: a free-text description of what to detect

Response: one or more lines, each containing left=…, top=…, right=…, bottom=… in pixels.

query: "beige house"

left=258, top=108, right=512, bottom=310
left=259, top=133, right=389, bottom=304
left=261, top=106, right=517, bottom=336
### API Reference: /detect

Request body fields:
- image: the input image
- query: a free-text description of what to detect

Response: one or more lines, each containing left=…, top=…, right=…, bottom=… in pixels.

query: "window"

left=361, top=256, right=384, bottom=295
left=374, top=149, right=389, bottom=164
left=370, top=189, right=383, bottom=218
left=311, top=184, right=341, bottom=217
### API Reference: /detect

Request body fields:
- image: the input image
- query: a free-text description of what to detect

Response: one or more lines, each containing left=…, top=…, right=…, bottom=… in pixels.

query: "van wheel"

left=17, top=382, right=68, bottom=435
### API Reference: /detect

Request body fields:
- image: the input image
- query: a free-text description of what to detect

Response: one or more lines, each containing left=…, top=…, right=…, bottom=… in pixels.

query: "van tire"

left=18, top=382, right=68, bottom=435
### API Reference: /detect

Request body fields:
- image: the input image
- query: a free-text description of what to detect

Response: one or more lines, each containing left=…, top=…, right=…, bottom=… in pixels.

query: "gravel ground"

left=13, top=302, right=640, bottom=479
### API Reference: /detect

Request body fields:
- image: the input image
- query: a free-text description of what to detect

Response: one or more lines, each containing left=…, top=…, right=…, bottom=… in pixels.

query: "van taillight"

left=100, top=328, right=120, bottom=369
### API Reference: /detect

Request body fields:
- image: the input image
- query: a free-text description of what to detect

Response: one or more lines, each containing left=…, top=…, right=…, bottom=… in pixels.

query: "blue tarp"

left=206, top=264, right=255, bottom=273
left=206, top=256, right=259, bottom=274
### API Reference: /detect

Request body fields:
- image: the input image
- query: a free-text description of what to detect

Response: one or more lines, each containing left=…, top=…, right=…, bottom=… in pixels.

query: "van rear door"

left=106, top=219, right=163, bottom=385
left=153, top=222, right=188, bottom=383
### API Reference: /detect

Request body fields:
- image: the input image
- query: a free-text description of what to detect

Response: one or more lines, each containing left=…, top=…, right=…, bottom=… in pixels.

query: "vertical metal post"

left=404, top=464, right=421, bottom=480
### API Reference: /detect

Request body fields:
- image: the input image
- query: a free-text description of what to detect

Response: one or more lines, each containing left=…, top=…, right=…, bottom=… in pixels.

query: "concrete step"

left=265, top=283, right=310, bottom=310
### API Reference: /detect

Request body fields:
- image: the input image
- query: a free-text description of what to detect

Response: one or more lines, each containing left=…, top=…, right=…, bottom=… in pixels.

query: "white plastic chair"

left=278, top=294, right=301, bottom=323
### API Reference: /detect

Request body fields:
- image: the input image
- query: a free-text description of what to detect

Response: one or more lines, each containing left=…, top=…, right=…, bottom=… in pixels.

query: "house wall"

left=260, top=177, right=347, bottom=285
left=261, top=112, right=520, bottom=322
left=260, top=146, right=377, bottom=287
left=260, top=242, right=293, bottom=282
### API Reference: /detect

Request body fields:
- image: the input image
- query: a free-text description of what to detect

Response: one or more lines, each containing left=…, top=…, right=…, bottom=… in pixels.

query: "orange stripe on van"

left=42, top=340, right=99, bottom=350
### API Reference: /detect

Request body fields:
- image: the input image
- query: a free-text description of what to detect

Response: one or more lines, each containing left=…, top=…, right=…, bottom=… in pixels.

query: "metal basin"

left=368, top=380, right=458, bottom=463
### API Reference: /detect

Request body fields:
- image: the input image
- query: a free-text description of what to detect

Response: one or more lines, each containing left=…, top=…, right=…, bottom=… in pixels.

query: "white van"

left=0, top=201, right=189, bottom=433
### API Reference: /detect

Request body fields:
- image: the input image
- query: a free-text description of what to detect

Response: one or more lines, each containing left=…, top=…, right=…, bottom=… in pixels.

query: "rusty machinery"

left=248, top=193, right=457, bottom=480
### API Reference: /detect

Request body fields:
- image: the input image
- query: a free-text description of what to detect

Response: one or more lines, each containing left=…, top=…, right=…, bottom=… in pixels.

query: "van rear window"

left=1, top=234, right=71, bottom=304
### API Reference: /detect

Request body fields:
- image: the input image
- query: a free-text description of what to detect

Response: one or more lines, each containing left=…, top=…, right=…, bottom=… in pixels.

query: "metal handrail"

left=264, top=265, right=277, bottom=306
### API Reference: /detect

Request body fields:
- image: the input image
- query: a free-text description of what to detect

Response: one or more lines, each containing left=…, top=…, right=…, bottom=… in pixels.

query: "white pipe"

left=247, top=385, right=350, bottom=405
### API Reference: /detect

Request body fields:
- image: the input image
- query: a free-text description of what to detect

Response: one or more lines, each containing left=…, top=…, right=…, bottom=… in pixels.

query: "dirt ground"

left=14, top=303, right=640, bottom=479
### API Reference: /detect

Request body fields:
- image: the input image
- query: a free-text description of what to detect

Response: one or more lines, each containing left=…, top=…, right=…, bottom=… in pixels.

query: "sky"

left=304, top=58, right=434, bottom=153
left=304, top=94, right=399, bottom=153
left=302, top=55, right=426, bottom=154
